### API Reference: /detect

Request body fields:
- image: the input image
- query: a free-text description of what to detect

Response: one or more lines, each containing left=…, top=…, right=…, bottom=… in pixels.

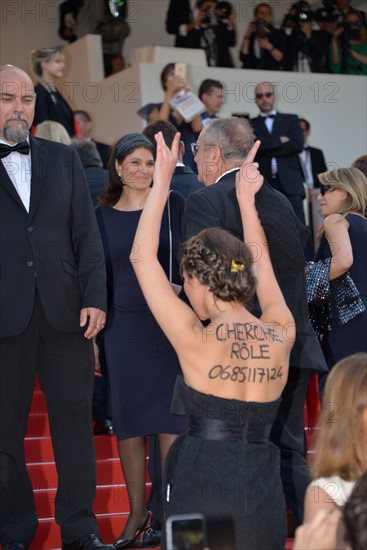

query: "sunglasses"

left=255, top=92, right=273, bottom=99
left=319, top=184, right=336, bottom=196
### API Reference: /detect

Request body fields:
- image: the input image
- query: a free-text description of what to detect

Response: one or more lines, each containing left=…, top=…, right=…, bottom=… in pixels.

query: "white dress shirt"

left=0, top=138, right=31, bottom=212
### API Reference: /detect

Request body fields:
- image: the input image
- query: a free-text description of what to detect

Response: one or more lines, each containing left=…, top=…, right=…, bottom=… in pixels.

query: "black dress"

left=95, top=192, right=187, bottom=440
left=315, top=213, right=367, bottom=366
left=163, top=377, right=287, bottom=550
left=34, top=83, right=75, bottom=136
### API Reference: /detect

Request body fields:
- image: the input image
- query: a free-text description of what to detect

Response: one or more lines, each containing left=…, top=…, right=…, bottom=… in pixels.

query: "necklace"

left=115, top=191, right=150, bottom=211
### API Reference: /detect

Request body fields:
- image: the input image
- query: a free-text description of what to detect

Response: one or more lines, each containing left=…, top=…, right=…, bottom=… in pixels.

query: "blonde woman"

left=308, top=168, right=367, bottom=390
left=304, top=353, right=367, bottom=522
left=34, top=120, right=71, bottom=145
left=29, top=46, right=75, bottom=136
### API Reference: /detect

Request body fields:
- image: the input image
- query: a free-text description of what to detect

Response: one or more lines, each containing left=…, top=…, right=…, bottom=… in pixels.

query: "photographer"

left=184, top=0, right=236, bottom=67
left=240, top=3, right=285, bottom=70
left=283, top=1, right=331, bottom=72
left=75, top=0, right=130, bottom=58
left=329, top=8, right=367, bottom=74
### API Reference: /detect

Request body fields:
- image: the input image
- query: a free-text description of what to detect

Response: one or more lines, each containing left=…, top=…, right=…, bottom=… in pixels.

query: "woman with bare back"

left=132, top=134, right=295, bottom=549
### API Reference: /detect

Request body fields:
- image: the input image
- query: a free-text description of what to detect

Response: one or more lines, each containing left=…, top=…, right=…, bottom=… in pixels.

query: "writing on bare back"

left=208, top=364, right=283, bottom=383
left=215, top=322, right=283, bottom=343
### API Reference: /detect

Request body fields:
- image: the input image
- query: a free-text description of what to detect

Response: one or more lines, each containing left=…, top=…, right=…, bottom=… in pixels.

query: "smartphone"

left=174, top=62, right=187, bottom=79
left=166, top=513, right=207, bottom=550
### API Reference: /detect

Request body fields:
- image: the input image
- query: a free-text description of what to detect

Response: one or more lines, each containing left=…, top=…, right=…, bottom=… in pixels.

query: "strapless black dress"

left=163, top=377, right=286, bottom=550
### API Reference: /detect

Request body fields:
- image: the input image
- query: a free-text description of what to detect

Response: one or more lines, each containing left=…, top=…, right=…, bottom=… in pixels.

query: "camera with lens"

left=214, top=1, right=233, bottom=23
left=315, top=0, right=337, bottom=24
left=340, top=19, right=364, bottom=41
left=255, top=18, right=272, bottom=38
left=201, top=1, right=233, bottom=26
left=292, top=1, right=314, bottom=23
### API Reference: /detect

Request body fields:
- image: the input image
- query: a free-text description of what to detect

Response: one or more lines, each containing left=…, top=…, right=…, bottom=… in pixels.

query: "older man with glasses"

left=185, top=116, right=328, bottom=532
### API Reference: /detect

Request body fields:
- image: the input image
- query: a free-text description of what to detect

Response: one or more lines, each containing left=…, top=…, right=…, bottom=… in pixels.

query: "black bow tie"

left=0, top=141, right=30, bottom=159
left=263, top=114, right=275, bottom=119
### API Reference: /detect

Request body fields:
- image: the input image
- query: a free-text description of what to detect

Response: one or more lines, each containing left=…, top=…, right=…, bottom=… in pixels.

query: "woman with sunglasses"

left=306, top=167, right=367, bottom=391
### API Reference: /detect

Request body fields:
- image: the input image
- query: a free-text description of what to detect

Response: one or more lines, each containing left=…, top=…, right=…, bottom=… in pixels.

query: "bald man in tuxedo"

left=0, top=65, right=112, bottom=550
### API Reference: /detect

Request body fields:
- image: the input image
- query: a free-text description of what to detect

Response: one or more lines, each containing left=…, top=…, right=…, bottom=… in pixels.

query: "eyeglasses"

left=319, top=184, right=336, bottom=196
left=255, top=92, right=273, bottom=99
left=190, top=142, right=216, bottom=156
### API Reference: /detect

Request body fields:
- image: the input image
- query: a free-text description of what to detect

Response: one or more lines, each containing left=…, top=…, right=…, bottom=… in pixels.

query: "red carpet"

left=24, top=378, right=319, bottom=548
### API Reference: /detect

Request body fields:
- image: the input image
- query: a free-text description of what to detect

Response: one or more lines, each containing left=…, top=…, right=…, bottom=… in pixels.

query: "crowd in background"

left=57, top=0, right=367, bottom=75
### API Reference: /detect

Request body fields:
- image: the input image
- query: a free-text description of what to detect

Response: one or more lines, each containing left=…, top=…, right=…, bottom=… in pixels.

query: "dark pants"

left=0, top=293, right=98, bottom=544
left=93, top=334, right=112, bottom=422
left=270, top=367, right=314, bottom=527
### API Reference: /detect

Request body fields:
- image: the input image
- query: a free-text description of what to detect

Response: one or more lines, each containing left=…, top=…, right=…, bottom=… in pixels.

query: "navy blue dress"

left=315, top=213, right=367, bottom=366
left=95, top=192, right=187, bottom=440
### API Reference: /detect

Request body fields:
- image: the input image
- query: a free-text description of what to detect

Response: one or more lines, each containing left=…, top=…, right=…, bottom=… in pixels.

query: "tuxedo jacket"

left=308, top=146, right=327, bottom=188
left=250, top=113, right=305, bottom=197
left=170, top=165, right=204, bottom=198
left=185, top=171, right=327, bottom=372
left=0, top=135, right=107, bottom=338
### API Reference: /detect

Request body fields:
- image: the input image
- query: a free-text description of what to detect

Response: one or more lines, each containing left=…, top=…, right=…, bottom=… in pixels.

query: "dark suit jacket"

left=283, top=29, right=330, bottom=73
left=170, top=165, right=204, bottom=198
left=0, top=135, right=107, bottom=338
left=308, top=146, right=327, bottom=188
left=251, top=113, right=305, bottom=197
left=94, top=140, right=112, bottom=169
left=186, top=24, right=236, bottom=67
left=240, top=29, right=286, bottom=70
left=166, top=0, right=193, bottom=47
left=185, top=170, right=327, bottom=372
left=84, top=165, right=109, bottom=206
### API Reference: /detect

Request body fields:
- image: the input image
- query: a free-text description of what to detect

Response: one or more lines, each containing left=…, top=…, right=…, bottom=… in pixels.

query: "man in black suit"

left=0, top=65, right=113, bottom=550
left=143, top=119, right=203, bottom=198
left=299, top=118, right=327, bottom=189
left=250, top=81, right=306, bottom=226
left=185, top=117, right=327, bottom=528
left=166, top=0, right=195, bottom=47
left=74, top=110, right=111, bottom=169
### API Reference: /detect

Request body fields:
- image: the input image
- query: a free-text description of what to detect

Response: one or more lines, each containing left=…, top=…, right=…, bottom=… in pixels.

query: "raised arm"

left=236, top=141, right=294, bottom=330
left=323, top=214, right=353, bottom=279
left=131, top=132, right=199, bottom=348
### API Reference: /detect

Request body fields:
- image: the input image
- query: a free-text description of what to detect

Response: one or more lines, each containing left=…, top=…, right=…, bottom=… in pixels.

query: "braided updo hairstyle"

left=180, top=228, right=256, bottom=308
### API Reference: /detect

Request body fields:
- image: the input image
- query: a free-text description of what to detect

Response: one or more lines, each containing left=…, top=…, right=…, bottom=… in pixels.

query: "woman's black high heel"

left=114, top=511, right=152, bottom=549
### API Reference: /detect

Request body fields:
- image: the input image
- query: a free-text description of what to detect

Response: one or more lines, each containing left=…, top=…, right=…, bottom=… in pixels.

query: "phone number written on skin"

left=208, top=365, right=283, bottom=383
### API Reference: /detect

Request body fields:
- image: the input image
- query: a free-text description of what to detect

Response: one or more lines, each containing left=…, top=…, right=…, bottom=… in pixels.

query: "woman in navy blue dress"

left=311, top=167, right=367, bottom=389
left=95, top=134, right=186, bottom=548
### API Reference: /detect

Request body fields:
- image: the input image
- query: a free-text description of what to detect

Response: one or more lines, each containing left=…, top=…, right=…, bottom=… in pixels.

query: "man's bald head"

left=0, top=64, right=36, bottom=143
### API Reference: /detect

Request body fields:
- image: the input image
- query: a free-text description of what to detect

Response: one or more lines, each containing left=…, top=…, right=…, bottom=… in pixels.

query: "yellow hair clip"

left=230, top=259, right=245, bottom=273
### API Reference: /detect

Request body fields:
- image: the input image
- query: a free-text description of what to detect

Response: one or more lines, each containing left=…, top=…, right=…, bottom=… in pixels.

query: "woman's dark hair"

left=344, top=471, right=367, bottom=550
left=160, top=63, right=175, bottom=91
left=98, top=133, right=155, bottom=207
left=180, top=227, right=256, bottom=307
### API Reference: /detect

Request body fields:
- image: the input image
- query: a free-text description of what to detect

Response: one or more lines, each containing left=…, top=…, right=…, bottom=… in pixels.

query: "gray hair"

left=71, top=139, right=103, bottom=168
left=201, top=117, right=255, bottom=162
